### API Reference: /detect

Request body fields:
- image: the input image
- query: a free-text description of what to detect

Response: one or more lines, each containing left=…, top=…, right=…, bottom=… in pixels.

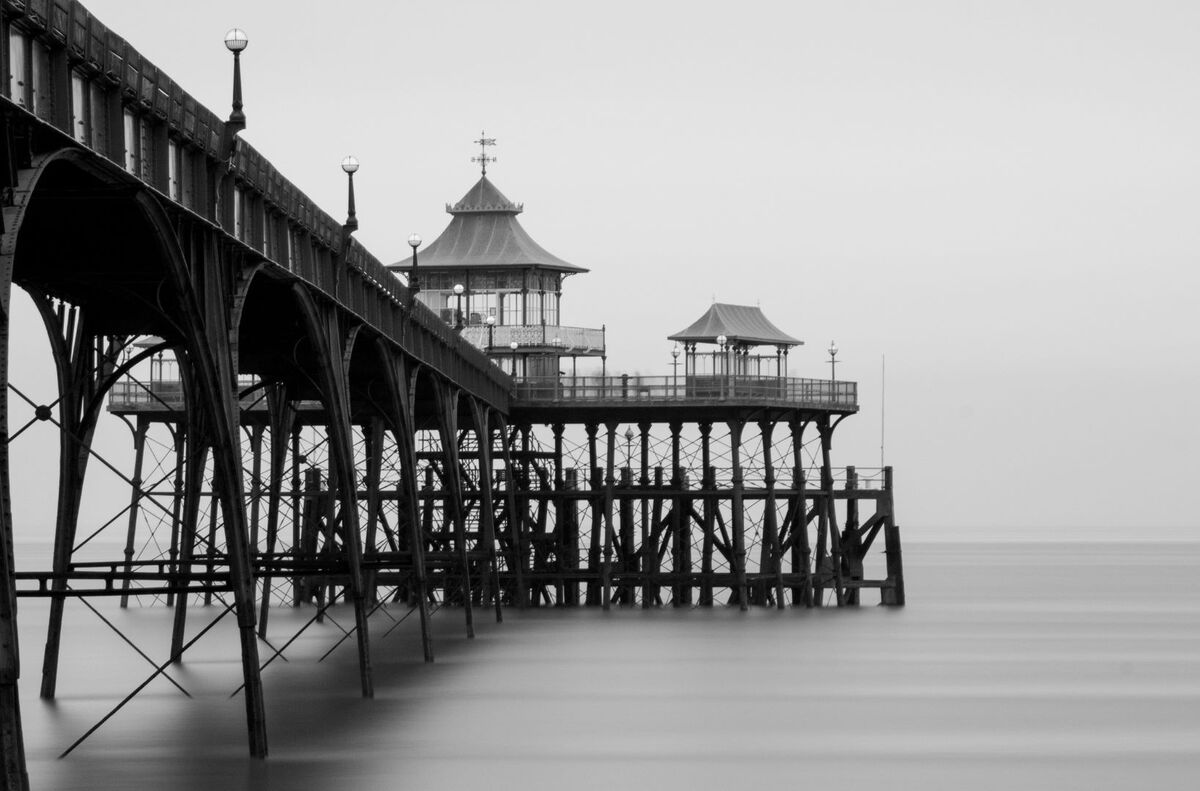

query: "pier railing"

left=513, top=374, right=857, bottom=409
left=460, top=324, right=605, bottom=353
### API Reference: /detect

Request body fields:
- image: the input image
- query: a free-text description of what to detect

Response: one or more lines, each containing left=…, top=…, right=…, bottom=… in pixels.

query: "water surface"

left=16, top=541, right=1200, bottom=790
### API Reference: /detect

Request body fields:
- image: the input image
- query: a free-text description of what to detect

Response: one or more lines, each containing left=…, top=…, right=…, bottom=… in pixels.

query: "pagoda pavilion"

left=388, top=157, right=605, bottom=378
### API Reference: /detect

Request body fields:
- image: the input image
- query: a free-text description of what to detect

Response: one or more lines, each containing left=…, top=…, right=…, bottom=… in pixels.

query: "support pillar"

left=789, top=418, right=814, bottom=607
left=379, top=350, right=433, bottom=661
left=258, top=386, right=295, bottom=637
left=119, top=417, right=150, bottom=608
left=758, top=421, right=786, bottom=609
left=668, top=421, right=687, bottom=606
left=601, top=421, right=618, bottom=611
left=698, top=422, right=714, bottom=607
left=727, top=420, right=749, bottom=611
left=293, top=288, right=373, bottom=697
left=470, top=401, right=503, bottom=623
left=433, top=380, right=474, bottom=638
left=496, top=415, right=527, bottom=609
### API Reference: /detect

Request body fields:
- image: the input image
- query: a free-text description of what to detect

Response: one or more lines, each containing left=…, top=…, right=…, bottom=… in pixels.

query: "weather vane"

left=472, top=131, right=497, bottom=175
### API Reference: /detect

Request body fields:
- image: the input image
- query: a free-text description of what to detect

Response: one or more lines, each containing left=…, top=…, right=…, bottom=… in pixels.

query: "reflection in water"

left=17, top=543, right=1200, bottom=790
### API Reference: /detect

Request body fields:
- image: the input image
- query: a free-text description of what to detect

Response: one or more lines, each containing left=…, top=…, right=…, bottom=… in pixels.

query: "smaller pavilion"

left=669, top=302, right=803, bottom=379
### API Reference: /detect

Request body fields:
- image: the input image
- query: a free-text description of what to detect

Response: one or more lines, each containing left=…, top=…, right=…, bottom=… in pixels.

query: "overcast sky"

left=9, top=1, right=1200, bottom=540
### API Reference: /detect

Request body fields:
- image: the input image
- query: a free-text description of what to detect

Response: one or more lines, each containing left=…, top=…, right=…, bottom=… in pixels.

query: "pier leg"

left=668, top=422, right=687, bottom=606
left=727, top=421, right=748, bottom=611
left=363, top=419, right=385, bottom=606
left=882, top=467, right=906, bottom=606
left=638, top=422, right=651, bottom=608
left=35, top=304, right=122, bottom=699
left=170, top=433, right=209, bottom=661
left=699, top=423, right=715, bottom=607
left=119, top=417, right=150, bottom=608
left=380, top=351, right=433, bottom=660
left=789, top=418, right=814, bottom=607
left=293, top=289, right=373, bottom=697
left=759, top=421, right=786, bottom=609
left=166, top=424, right=185, bottom=608
left=434, top=381, right=474, bottom=638
left=601, top=421, right=618, bottom=611
left=584, top=423, right=600, bottom=606
left=470, top=401, right=503, bottom=623
left=818, top=417, right=846, bottom=606
left=258, top=387, right=295, bottom=637
left=0, top=277, right=31, bottom=789
left=842, top=466, right=863, bottom=606
left=496, top=415, right=527, bottom=610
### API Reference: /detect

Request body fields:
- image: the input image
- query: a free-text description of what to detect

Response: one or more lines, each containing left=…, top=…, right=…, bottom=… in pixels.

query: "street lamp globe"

left=671, top=344, right=680, bottom=359
left=509, top=341, right=518, bottom=351
left=828, top=341, right=838, bottom=358
left=716, top=334, right=727, bottom=348
left=485, top=316, right=496, bottom=326
left=453, top=283, right=464, bottom=295
left=340, top=156, right=359, bottom=174
left=407, top=233, right=422, bottom=249
left=224, top=28, right=249, bottom=52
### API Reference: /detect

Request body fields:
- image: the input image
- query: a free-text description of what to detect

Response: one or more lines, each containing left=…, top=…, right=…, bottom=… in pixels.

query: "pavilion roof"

left=668, top=303, right=803, bottom=347
left=388, top=176, right=587, bottom=273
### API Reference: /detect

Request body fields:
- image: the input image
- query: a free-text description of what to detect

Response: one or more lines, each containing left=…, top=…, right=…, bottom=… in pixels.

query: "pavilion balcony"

left=460, top=323, right=605, bottom=355
left=511, top=374, right=857, bottom=411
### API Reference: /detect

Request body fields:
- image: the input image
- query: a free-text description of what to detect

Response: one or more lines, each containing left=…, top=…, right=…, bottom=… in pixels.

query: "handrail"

left=460, top=324, right=605, bottom=353
left=512, top=374, right=857, bottom=409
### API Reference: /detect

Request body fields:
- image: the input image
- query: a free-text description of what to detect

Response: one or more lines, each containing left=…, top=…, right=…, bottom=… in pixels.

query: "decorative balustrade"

left=512, top=374, right=857, bottom=410
left=460, top=324, right=605, bottom=353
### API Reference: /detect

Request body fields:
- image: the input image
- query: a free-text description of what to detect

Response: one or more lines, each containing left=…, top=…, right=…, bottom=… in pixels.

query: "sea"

left=12, top=540, right=1200, bottom=791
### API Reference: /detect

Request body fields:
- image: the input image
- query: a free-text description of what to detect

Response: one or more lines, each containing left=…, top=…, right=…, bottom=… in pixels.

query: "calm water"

left=14, top=541, right=1200, bottom=790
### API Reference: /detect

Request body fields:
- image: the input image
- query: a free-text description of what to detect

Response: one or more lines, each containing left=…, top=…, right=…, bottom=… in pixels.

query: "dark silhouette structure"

left=0, top=4, right=903, bottom=789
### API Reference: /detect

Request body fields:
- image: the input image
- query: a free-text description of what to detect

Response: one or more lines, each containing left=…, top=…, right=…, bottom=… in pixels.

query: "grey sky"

left=9, top=0, right=1199, bottom=540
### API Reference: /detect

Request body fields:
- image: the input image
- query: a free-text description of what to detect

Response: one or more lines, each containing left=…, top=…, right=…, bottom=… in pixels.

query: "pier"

left=0, top=2, right=903, bottom=788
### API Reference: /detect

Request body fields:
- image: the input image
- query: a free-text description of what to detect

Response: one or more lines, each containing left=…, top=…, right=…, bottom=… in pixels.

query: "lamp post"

left=828, top=341, right=839, bottom=404
left=453, top=283, right=465, bottom=330
left=509, top=340, right=519, bottom=376
left=671, top=344, right=680, bottom=396
left=624, top=426, right=634, bottom=470
left=716, top=334, right=728, bottom=398
left=341, top=156, right=359, bottom=233
left=224, top=29, right=248, bottom=132
left=485, top=315, right=496, bottom=351
left=407, top=233, right=421, bottom=294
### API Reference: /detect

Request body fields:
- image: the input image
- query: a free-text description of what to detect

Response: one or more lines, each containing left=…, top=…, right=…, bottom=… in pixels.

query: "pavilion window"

left=527, top=291, right=543, bottom=323
left=502, top=292, right=522, bottom=326
left=468, top=293, right=496, bottom=325
left=122, top=109, right=138, bottom=173
left=7, top=29, right=28, bottom=108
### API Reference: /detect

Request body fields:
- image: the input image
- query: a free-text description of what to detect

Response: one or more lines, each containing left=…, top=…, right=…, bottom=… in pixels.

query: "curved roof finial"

left=472, top=131, right=497, bottom=176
